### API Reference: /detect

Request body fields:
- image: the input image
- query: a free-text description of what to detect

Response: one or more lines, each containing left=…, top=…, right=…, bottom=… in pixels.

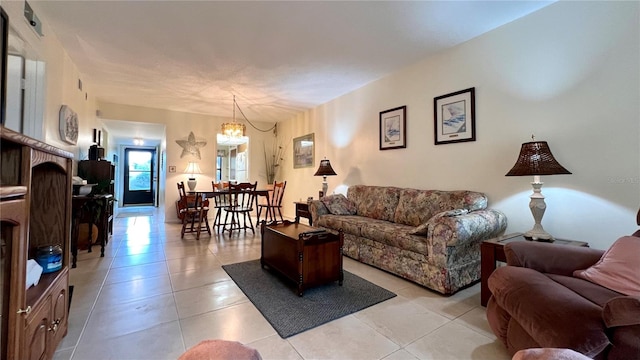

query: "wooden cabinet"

left=77, top=160, right=115, bottom=234
left=0, top=126, right=72, bottom=360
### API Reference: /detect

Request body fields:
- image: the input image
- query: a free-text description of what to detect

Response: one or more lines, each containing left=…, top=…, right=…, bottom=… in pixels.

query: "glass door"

left=123, top=148, right=155, bottom=205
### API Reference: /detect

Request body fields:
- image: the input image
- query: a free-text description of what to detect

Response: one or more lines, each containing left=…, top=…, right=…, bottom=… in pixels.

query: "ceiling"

left=30, top=1, right=554, bottom=144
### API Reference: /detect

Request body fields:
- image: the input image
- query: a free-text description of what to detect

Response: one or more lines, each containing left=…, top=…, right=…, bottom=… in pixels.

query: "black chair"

left=223, top=181, right=257, bottom=235
left=257, top=180, right=287, bottom=224
left=177, top=182, right=211, bottom=239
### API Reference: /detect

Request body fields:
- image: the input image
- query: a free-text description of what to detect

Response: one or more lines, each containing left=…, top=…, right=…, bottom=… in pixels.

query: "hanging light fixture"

left=221, top=95, right=246, bottom=138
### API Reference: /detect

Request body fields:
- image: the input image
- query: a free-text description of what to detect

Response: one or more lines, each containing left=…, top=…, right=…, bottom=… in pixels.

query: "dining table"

left=187, top=187, right=273, bottom=227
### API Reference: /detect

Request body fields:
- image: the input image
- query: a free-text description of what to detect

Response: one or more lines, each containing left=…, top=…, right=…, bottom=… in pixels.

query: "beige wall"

left=277, top=1, right=640, bottom=250
left=97, top=102, right=276, bottom=222
left=5, top=1, right=638, bottom=249
left=4, top=1, right=100, bottom=168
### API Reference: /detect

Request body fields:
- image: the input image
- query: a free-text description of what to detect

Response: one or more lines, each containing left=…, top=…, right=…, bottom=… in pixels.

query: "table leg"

left=480, top=242, right=496, bottom=306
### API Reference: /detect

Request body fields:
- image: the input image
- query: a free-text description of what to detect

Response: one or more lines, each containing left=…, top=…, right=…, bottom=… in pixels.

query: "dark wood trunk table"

left=260, top=221, right=343, bottom=296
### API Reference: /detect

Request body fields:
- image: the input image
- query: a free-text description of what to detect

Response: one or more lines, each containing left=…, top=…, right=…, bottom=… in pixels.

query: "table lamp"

left=505, top=137, right=571, bottom=241
left=314, top=158, right=337, bottom=198
left=184, top=162, right=202, bottom=191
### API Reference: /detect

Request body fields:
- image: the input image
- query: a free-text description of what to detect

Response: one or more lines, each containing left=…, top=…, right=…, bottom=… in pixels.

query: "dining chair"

left=257, top=181, right=287, bottom=224
left=177, top=181, right=211, bottom=239
left=211, top=181, right=230, bottom=231
left=223, top=181, right=258, bottom=235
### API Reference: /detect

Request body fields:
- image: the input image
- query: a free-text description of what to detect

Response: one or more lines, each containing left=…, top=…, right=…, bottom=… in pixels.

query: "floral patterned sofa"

left=309, top=185, right=507, bottom=294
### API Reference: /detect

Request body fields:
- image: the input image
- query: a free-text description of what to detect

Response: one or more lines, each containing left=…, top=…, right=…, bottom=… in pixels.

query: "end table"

left=294, top=201, right=312, bottom=226
left=480, top=232, right=588, bottom=306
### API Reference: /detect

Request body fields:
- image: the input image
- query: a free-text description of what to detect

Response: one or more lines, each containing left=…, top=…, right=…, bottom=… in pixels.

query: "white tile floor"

left=54, top=206, right=511, bottom=360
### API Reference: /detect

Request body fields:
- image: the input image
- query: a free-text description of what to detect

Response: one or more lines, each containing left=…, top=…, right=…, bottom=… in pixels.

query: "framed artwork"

left=293, top=133, right=314, bottom=169
left=59, top=105, right=79, bottom=145
left=379, top=106, right=406, bottom=150
left=434, top=87, right=476, bottom=145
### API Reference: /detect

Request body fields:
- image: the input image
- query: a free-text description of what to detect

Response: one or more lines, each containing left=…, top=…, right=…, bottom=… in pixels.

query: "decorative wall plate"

left=59, top=105, right=78, bottom=145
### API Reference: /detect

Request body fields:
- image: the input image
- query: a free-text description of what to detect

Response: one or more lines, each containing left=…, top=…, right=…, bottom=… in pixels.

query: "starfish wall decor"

left=176, top=131, right=207, bottom=159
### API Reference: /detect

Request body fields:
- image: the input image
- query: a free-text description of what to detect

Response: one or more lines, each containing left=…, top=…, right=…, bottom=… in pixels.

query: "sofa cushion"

left=347, top=185, right=401, bottom=222
left=316, top=214, right=370, bottom=237
left=394, top=189, right=486, bottom=226
left=489, top=266, right=610, bottom=357
left=573, top=235, right=640, bottom=297
left=321, top=194, right=357, bottom=215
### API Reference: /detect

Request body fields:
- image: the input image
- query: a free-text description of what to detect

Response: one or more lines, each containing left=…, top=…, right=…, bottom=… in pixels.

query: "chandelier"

left=221, top=95, right=246, bottom=138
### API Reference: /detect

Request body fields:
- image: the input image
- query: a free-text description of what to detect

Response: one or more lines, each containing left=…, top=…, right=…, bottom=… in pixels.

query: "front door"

left=123, top=148, right=155, bottom=205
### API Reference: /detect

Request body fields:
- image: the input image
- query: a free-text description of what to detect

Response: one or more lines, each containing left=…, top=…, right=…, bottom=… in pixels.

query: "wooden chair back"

left=226, top=182, right=257, bottom=211
left=270, top=181, right=287, bottom=207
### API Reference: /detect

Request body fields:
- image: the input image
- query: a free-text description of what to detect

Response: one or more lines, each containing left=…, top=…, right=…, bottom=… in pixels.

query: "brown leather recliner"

left=486, top=212, right=640, bottom=359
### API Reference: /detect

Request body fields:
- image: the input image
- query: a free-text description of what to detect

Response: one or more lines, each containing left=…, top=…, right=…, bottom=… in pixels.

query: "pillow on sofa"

left=321, top=194, right=357, bottom=215
left=409, top=209, right=469, bottom=236
left=573, top=236, right=640, bottom=297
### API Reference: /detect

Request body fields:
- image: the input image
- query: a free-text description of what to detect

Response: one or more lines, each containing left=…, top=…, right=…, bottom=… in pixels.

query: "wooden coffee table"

left=480, top=232, right=589, bottom=306
left=260, top=221, right=343, bottom=296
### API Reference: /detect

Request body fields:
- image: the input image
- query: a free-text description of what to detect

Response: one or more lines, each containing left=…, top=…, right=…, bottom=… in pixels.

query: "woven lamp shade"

left=505, top=141, right=571, bottom=176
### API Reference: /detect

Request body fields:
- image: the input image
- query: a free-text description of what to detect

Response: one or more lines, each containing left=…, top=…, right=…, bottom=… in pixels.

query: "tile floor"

left=54, top=206, right=511, bottom=360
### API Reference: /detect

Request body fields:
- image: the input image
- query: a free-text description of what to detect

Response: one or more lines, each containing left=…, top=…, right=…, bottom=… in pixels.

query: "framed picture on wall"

left=434, top=87, right=476, bottom=145
left=379, top=106, right=407, bottom=150
left=293, top=133, right=314, bottom=168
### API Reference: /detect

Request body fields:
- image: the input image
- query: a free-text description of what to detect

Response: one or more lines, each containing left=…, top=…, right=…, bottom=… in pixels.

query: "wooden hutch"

left=0, top=126, right=72, bottom=359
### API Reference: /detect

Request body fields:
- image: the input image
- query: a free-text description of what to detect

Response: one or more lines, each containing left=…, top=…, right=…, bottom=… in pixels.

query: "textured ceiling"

left=30, top=0, right=553, bottom=140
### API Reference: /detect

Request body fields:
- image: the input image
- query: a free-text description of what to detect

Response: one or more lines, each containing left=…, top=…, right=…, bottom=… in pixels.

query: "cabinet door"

left=0, top=197, right=28, bottom=360
left=23, top=298, right=50, bottom=360
left=48, top=274, right=68, bottom=356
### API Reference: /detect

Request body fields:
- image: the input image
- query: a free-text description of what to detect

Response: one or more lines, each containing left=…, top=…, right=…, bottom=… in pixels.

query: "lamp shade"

left=505, top=141, right=571, bottom=176
left=314, top=159, right=337, bottom=177
left=221, top=122, right=246, bottom=138
left=184, top=162, right=202, bottom=178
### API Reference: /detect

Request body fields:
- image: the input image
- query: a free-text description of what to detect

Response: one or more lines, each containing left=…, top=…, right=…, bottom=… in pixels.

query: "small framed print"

left=293, top=133, right=314, bottom=168
left=434, top=87, right=476, bottom=145
left=379, top=106, right=406, bottom=150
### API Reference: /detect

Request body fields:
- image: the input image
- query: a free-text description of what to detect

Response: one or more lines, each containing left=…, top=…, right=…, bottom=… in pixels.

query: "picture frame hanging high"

left=293, top=133, right=314, bottom=169
left=434, top=87, right=475, bottom=145
left=379, top=106, right=406, bottom=150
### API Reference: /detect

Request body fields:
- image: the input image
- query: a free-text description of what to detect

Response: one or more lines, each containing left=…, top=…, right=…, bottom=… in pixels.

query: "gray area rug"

left=222, top=259, right=396, bottom=338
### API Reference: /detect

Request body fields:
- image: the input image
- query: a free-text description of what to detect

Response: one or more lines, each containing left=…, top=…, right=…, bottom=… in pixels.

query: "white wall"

left=4, top=1, right=101, bottom=170
left=277, top=1, right=640, bottom=250
left=5, top=1, right=638, bottom=249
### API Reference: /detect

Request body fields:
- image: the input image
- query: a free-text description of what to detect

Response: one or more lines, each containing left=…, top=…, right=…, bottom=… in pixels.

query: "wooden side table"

left=480, top=233, right=589, bottom=306
left=294, top=201, right=312, bottom=226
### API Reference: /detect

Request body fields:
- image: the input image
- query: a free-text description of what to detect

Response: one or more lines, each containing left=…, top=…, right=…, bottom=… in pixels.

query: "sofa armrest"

left=309, top=199, right=329, bottom=225
left=426, top=209, right=508, bottom=248
left=505, top=241, right=604, bottom=276
left=603, top=296, right=640, bottom=328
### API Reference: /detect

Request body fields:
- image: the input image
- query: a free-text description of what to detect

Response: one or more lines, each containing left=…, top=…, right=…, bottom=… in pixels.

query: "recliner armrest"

left=603, top=296, right=640, bottom=328
left=505, top=241, right=604, bottom=276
